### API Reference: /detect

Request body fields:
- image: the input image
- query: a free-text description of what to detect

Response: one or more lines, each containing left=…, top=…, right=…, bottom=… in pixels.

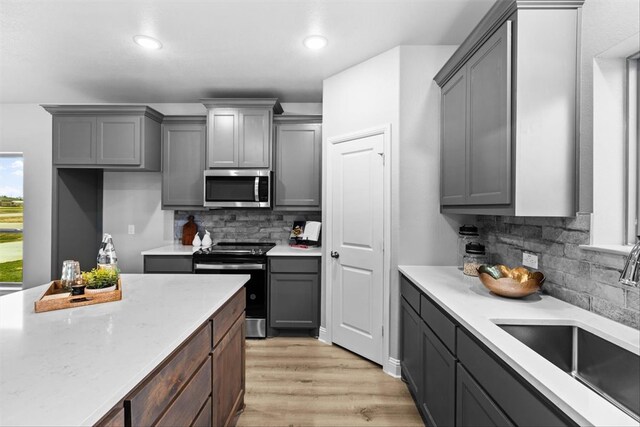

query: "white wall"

left=578, top=0, right=640, bottom=212
left=0, top=104, right=52, bottom=288
left=322, top=46, right=463, bottom=369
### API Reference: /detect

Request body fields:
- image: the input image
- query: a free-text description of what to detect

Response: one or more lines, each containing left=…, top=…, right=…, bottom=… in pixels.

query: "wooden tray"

left=34, top=279, right=122, bottom=313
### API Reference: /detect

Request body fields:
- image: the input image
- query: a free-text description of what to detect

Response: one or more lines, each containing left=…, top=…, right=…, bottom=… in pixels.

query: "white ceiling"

left=0, top=0, right=494, bottom=103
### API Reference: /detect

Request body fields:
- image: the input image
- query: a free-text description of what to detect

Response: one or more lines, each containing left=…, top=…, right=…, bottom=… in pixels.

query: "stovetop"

left=194, top=241, right=276, bottom=257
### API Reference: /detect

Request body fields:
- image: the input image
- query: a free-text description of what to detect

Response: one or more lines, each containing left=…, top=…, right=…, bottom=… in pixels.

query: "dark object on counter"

left=182, top=215, right=197, bottom=245
left=71, top=284, right=85, bottom=296
left=458, top=225, right=480, bottom=270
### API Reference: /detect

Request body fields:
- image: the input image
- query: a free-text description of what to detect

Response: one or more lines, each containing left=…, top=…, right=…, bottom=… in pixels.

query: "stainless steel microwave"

left=203, top=169, right=271, bottom=208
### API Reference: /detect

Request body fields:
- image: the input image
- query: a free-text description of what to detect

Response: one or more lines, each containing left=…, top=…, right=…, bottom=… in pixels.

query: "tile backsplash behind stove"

left=174, top=210, right=321, bottom=244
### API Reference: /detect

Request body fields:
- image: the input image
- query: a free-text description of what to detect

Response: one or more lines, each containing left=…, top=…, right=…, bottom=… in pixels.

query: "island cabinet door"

left=95, top=406, right=125, bottom=427
left=212, top=312, right=246, bottom=427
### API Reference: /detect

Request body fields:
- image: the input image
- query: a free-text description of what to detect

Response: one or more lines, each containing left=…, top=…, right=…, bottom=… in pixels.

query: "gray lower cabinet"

left=400, top=274, right=576, bottom=427
left=162, top=116, right=206, bottom=209
left=43, top=105, right=163, bottom=171
left=144, top=255, right=193, bottom=273
left=274, top=120, right=322, bottom=211
left=268, top=256, right=320, bottom=336
left=457, top=364, right=513, bottom=427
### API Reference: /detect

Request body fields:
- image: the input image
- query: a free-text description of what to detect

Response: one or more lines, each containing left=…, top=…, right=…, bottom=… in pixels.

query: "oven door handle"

left=194, top=263, right=265, bottom=270
left=254, top=177, right=260, bottom=202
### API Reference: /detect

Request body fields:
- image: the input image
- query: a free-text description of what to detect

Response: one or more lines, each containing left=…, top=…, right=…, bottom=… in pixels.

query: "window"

left=0, top=153, right=23, bottom=283
left=626, top=54, right=640, bottom=243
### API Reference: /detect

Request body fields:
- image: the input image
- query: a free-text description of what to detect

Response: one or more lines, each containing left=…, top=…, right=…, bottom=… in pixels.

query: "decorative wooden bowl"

left=478, top=271, right=545, bottom=298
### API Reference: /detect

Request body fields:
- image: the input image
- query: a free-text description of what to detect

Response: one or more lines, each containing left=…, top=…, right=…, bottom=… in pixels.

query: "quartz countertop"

left=140, top=243, right=199, bottom=255
left=0, top=273, right=248, bottom=427
left=267, top=244, right=322, bottom=257
left=398, top=266, right=639, bottom=427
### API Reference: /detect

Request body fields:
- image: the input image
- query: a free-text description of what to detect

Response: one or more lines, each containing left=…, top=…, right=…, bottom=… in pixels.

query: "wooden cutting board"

left=182, top=215, right=197, bottom=245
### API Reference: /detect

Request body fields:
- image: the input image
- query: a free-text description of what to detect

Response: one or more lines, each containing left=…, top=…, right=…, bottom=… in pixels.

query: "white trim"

left=324, top=124, right=392, bottom=367
left=317, top=327, right=331, bottom=345
left=579, top=244, right=633, bottom=256
left=383, top=357, right=401, bottom=378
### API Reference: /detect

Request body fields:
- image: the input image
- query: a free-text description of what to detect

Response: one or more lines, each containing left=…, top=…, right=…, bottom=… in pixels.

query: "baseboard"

left=384, top=356, right=401, bottom=378
left=317, top=326, right=331, bottom=344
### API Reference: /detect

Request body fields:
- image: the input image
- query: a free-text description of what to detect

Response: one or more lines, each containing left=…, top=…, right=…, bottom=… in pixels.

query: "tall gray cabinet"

left=273, top=116, right=322, bottom=211
left=161, top=116, right=206, bottom=210
left=201, top=99, right=283, bottom=169
left=435, top=0, right=583, bottom=216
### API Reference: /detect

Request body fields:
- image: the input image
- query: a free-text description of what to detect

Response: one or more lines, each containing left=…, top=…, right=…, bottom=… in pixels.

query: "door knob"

left=330, top=251, right=340, bottom=259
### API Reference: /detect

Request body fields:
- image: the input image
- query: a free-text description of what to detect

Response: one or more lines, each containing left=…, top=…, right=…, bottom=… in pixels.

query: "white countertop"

left=140, top=243, right=199, bottom=255
left=141, top=243, right=322, bottom=257
left=267, top=244, right=322, bottom=257
left=398, top=266, right=639, bottom=427
left=0, top=273, right=248, bottom=427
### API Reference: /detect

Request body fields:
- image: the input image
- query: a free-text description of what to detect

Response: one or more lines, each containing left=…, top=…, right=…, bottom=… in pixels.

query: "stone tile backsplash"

left=174, top=210, right=321, bottom=244
left=477, top=214, right=639, bottom=329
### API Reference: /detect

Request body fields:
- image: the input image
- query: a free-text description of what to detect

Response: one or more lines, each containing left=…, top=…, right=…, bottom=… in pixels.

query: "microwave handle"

left=254, top=177, right=259, bottom=202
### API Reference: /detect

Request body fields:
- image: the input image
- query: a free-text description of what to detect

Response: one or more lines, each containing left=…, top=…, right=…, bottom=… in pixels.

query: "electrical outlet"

left=522, top=251, right=538, bottom=269
left=128, top=224, right=135, bottom=235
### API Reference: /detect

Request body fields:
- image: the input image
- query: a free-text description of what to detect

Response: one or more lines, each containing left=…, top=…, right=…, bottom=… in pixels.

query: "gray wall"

left=478, top=214, right=639, bottom=329
left=0, top=104, right=52, bottom=288
left=174, top=210, right=321, bottom=244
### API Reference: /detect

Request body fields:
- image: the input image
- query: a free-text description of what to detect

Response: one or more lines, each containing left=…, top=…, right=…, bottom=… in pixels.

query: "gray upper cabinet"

left=201, top=99, right=283, bottom=169
left=274, top=118, right=322, bottom=211
left=43, top=105, right=163, bottom=171
left=435, top=0, right=583, bottom=216
left=162, top=116, right=206, bottom=209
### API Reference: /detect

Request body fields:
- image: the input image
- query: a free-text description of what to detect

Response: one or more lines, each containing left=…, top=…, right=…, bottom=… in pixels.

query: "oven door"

left=193, top=260, right=267, bottom=337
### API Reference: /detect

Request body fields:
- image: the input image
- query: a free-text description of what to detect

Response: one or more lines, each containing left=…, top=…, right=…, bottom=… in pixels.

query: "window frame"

left=625, top=53, right=639, bottom=244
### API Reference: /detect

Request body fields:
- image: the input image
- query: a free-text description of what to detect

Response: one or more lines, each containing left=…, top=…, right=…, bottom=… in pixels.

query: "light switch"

left=128, top=224, right=135, bottom=235
left=522, top=251, right=538, bottom=269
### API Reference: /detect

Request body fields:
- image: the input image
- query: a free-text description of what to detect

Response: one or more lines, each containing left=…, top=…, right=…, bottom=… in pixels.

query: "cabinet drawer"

left=126, top=323, right=212, bottom=426
left=269, top=257, right=319, bottom=273
left=156, top=356, right=212, bottom=427
left=193, top=396, right=212, bottom=427
left=212, top=287, right=245, bottom=347
left=400, top=275, right=421, bottom=314
left=143, top=255, right=192, bottom=273
left=457, top=330, right=573, bottom=426
left=420, top=294, right=456, bottom=355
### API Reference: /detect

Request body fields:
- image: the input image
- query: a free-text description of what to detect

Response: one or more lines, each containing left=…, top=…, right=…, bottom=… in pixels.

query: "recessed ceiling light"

left=133, top=35, right=162, bottom=50
left=303, top=35, right=328, bottom=50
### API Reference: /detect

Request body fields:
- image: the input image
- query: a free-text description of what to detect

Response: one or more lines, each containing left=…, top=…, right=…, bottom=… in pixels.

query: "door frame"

left=322, top=124, right=393, bottom=374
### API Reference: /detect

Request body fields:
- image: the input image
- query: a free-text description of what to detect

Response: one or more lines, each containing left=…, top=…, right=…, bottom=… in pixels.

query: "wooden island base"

left=96, top=288, right=246, bottom=427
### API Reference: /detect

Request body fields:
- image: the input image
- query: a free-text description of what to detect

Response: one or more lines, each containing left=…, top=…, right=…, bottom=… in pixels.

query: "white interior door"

left=329, top=132, right=384, bottom=365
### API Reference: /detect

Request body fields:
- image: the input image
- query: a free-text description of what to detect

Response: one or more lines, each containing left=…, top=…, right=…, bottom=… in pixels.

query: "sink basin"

left=498, top=324, right=640, bottom=421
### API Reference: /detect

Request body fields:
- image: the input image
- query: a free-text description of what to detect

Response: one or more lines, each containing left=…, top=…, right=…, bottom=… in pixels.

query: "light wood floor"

left=237, top=337, right=424, bottom=427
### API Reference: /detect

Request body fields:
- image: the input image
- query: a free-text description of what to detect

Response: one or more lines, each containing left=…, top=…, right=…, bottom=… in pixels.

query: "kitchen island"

left=0, top=273, right=248, bottom=427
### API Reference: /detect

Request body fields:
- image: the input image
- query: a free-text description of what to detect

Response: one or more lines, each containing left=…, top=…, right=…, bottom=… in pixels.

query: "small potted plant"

left=82, top=268, right=119, bottom=294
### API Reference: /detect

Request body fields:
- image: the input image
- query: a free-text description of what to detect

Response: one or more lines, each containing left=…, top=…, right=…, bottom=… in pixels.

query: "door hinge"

left=378, top=152, right=385, bottom=165
left=382, top=325, right=384, bottom=337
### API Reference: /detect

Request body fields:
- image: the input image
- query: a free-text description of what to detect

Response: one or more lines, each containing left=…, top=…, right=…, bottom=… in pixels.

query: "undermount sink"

left=498, top=324, right=640, bottom=421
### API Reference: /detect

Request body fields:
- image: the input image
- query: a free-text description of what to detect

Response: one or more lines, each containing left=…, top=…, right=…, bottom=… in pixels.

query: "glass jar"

left=457, top=225, right=479, bottom=270
left=463, top=242, right=488, bottom=276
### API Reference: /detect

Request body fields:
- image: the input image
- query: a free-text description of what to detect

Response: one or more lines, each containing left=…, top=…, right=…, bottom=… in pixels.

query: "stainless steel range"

left=193, top=242, right=275, bottom=338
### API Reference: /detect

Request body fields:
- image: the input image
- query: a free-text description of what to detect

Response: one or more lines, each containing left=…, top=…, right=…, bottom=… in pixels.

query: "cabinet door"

left=207, top=109, right=238, bottom=168
left=96, top=115, right=141, bottom=165
left=162, top=122, right=206, bottom=208
left=270, top=273, right=319, bottom=328
left=274, top=123, right=322, bottom=210
left=457, top=364, right=513, bottom=427
left=212, top=313, right=245, bottom=427
left=466, top=21, right=512, bottom=205
left=440, top=69, right=468, bottom=205
left=238, top=108, right=270, bottom=168
left=53, top=116, right=97, bottom=164
left=400, top=298, right=423, bottom=399
left=421, top=323, right=456, bottom=427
